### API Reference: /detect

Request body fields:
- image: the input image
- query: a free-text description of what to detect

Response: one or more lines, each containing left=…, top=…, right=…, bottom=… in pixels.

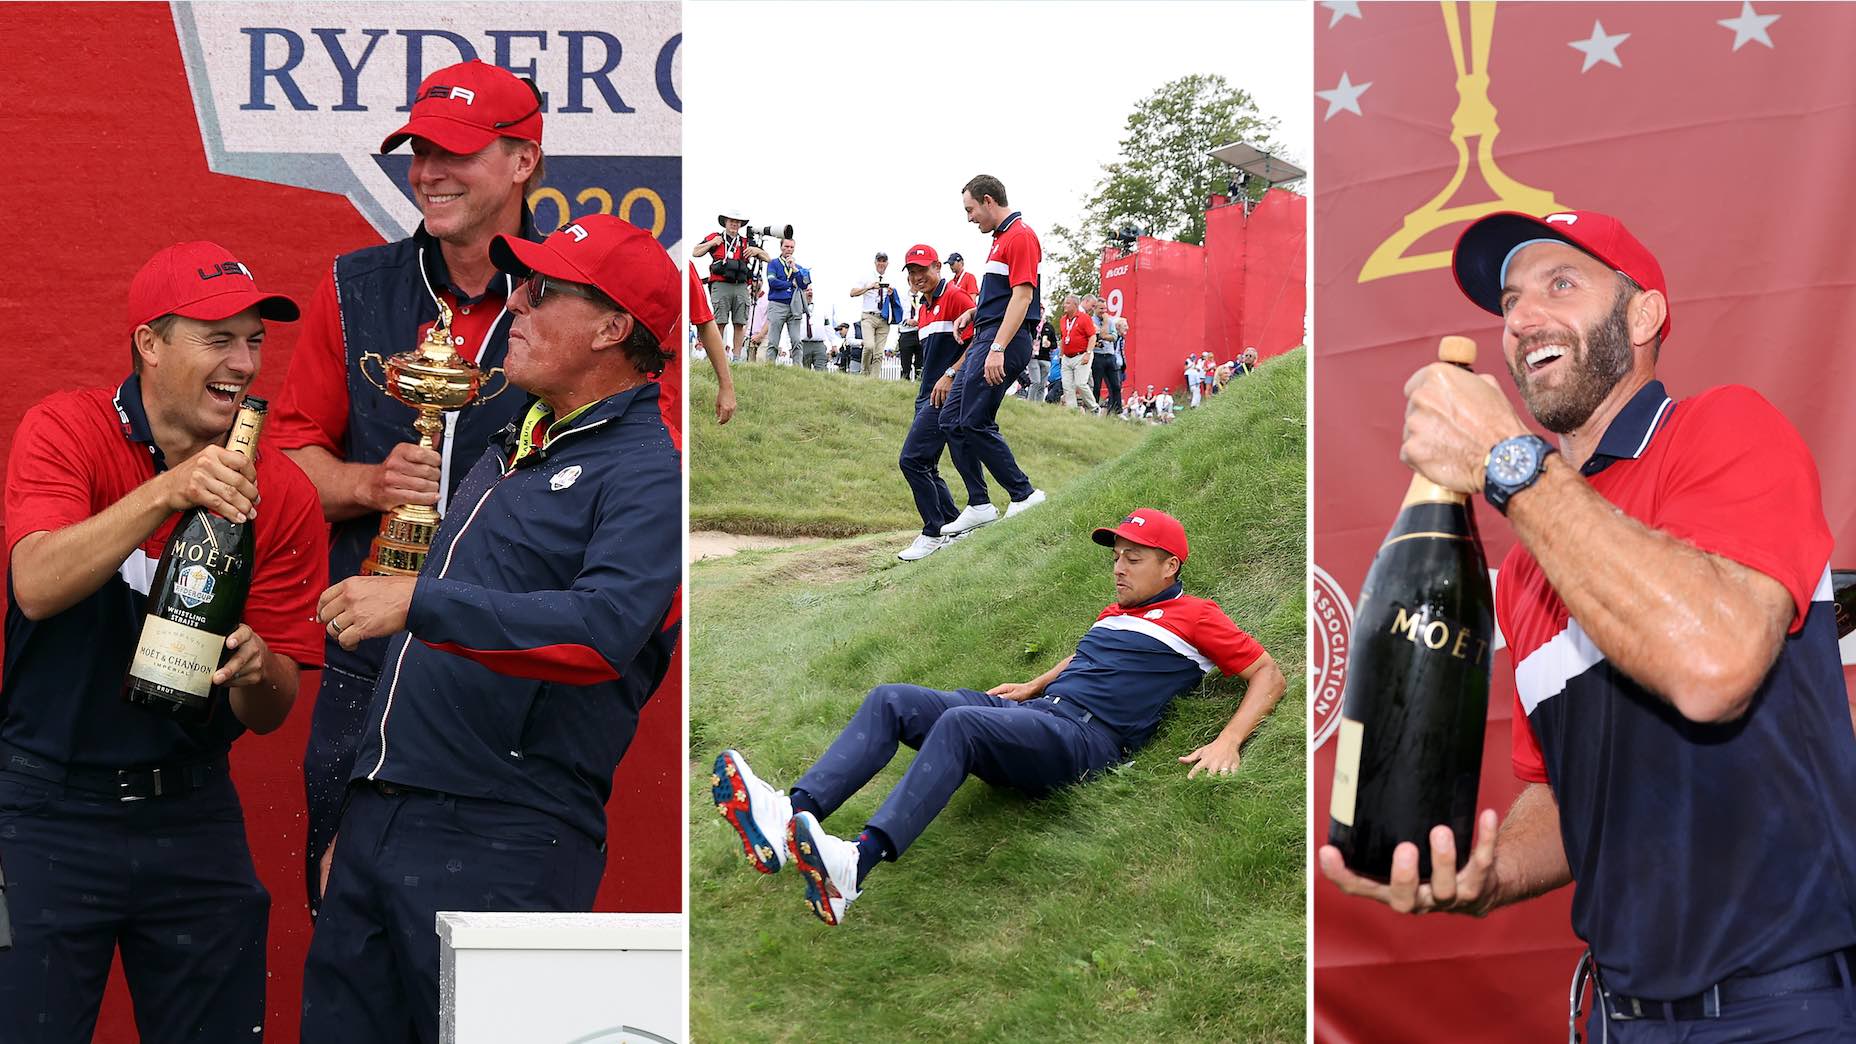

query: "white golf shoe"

left=940, top=502, right=1000, bottom=535
left=896, top=533, right=949, bottom=561
left=1005, top=488, right=1047, bottom=517
left=711, top=749, right=793, bottom=874
left=788, top=811, right=862, bottom=926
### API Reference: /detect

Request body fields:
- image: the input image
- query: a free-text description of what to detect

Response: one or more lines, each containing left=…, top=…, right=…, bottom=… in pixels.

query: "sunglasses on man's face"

left=522, top=274, right=615, bottom=311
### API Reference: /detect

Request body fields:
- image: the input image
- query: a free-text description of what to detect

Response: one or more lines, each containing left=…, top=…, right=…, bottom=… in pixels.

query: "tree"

left=1049, top=74, right=1294, bottom=301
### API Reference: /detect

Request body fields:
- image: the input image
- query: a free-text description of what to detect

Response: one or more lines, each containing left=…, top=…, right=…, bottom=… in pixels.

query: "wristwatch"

left=987, top=343, right=1005, bottom=354
left=943, top=366, right=958, bottom=379
left=1483, top=434, right=1556, bottom=515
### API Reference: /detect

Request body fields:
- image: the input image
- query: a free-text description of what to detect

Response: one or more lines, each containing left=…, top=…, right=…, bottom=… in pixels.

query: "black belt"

left=1601, top=946, right=1856, bottom=1021
left=0, top=742, right=227, bottom=803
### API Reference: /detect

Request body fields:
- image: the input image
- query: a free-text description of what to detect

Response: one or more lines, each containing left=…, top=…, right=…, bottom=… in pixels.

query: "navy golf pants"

left=792, top=684, right=1123, bottom=857
left=0, top=771, right=268, bottom=1043
left=938, top=331, right=1037, bottom=505
left=899, top=397, right=985, bottom=536
left=303, top=665, right=377, bottom=913
left=301, top=783, right=605, bottom=1044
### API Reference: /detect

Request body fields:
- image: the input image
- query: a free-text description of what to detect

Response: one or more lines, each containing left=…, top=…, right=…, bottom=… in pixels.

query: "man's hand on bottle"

left=317, top=576, right=418, bottom=650
left=214, top=624, right=270, bottom=688
left=164, top=446, right=259, bottom=523
left=1317, top=808, right=1500, bottom=916
left=1401, top=363, right=1529, bottom=495
left=360, top=442, right=442, bottom=513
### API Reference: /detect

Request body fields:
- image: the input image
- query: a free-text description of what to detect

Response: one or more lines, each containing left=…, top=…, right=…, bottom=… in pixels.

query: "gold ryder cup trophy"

left=357, top=300, right=506, bottom=575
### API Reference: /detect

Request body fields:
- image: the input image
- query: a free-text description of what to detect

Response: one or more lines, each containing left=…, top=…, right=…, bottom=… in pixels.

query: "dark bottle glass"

left=1327, top=337, right=1496, bottom=881
left=124, top=398, right=266, bottom=722
left=1833, top=570, right=1855, bottom=640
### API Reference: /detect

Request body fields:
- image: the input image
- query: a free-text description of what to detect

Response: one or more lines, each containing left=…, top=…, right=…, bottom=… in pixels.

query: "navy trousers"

left=301, top=783, right=605, bottom=1044
left=899, top=396, right=985, bottom=537
left=0, top=770, right=268, bottom=1043
left=303, top=664, right=378, bottom=913
left=939, top=331, right=1037, bottom=505
left=1091, top=353, right=1123, bottom=413
left=792, top=684, right=1124, bottom=857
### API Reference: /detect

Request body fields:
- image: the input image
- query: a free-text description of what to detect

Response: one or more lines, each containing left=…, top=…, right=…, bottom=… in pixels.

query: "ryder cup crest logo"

left=550, top=464, right=583, bottom=490
left=175, top=564, right=217, bottom=609
left=1310, top=563, right=1354, bottom=750
left=170, top=3, right=684, bottom=248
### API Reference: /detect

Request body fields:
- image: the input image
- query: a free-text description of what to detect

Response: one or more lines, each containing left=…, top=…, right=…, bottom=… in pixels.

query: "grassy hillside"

left=688, top=363, right=1143, bottom=536
left=689, top=350, right=1307, bottom=1042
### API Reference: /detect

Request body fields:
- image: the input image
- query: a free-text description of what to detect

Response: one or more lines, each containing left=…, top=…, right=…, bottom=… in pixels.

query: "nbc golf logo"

left=170, top=2, right=683, bottom=250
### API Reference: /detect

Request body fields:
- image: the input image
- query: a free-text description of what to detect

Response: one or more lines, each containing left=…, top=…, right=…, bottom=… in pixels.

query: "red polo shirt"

left=1060, top=313, right=1097, bottom=357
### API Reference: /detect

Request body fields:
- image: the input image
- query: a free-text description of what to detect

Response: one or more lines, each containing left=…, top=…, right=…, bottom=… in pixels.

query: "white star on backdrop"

left=1718, top=1, right=1779, bottom=51
left=1321, top=2, right=1362, bottom=29
left=1568, top=20, right=1630, bottom=73
left=1316, top=72, right=1372, bottom=121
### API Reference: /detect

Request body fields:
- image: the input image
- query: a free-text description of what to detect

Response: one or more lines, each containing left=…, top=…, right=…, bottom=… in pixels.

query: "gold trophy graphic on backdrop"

left=1359, top=0, right=1568, bottom=282
left=357, top=300, right=507, bottom=575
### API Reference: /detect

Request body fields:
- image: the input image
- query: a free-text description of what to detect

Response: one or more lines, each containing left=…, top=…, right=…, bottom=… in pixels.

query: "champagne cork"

left=1438, top=335, right=1477, bottom=366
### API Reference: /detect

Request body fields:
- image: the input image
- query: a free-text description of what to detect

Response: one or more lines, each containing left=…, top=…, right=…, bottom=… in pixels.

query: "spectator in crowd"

left=1237, top=346, right=1259, bottom=376
left=1045, top=344, right=1065, bottom=404
left=1155, top=386, right=1176, bottom=423
left=835, top=322, right=859, bottom=373
left=1186, top=353, right=1204, bottom=408
left=694, top=207, right=769, bottom=361
left=797, top=308, right=837, bottom=371
left=1058, top=294, right=1098, bottom=412
left=1088, top=296, right=1123, bottom=414
left=1124, top=387, right=1144, bottom=422
left=1201, top=351, right=1220, bottom=398
left=758, top=238, right=810, bottom=363
left=851, top=252, right=905, bottom=376
left=1027, top=317, right=1057, bottom=401
left=947, top=251, right=979, bottom=298
left=896, top=292, right=922, bottom=383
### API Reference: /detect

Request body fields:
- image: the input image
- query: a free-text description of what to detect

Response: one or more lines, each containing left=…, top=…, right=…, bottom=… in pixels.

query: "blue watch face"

left=1490, top=439, right=1541, bottom=486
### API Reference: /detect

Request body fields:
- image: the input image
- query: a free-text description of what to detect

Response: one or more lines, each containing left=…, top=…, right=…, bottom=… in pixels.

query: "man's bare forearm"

left=1216, top=654, right=1286, bottom=748
left=1474, top=782, right=1572, bottom=916
left=1507, top=457, right=1790, bottom=722
left=284, top=444, right=376, bottom=523
left=9, top=477, right=177, bottom=620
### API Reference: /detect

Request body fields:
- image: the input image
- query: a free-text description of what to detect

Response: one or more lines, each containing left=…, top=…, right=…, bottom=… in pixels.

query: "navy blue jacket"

left=349, top=383, right=681, bottom=842
left=322, top=221, right=540, bottom=680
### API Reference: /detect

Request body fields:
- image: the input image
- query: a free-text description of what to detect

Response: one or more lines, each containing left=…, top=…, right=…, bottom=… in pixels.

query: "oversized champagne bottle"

left=124, top=398, right=266, bottom=722
left=1327, top=336, right=1495, bottom=881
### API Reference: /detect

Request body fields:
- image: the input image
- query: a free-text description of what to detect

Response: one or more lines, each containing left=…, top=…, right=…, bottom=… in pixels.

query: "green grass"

left=689, top=350, right=1307, bottom=1042
left=689, top=364, right=1144, bottom=536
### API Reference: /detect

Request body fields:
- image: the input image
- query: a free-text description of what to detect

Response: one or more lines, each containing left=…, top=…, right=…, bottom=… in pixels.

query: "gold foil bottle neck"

left=1401, top=472, right=1467, bottom=506
left=225, top=404, right=266, bottom=460
left=1438, top=335, right=1477, bottom=367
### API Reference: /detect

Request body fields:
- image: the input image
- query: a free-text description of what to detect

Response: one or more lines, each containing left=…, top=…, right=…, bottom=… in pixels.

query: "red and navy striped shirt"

left=975, top=211, right=1042, bottom=343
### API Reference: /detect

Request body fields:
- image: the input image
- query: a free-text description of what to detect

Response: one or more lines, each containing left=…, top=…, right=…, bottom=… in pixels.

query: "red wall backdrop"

left=0, top=6, right=683, bottom=1041
left=1100, top=187, right=1308, bottom=397
left=1313, top=3, right=1856, bottom=1041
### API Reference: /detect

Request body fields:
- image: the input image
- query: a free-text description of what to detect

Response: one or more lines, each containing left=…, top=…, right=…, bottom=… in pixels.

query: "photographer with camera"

left=694, top=207, right=768, bottom=361
left=852, top=251, right=905, bottom=376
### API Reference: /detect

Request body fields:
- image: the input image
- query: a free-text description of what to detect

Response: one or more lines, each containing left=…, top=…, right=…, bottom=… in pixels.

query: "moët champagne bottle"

left=124, top=397, right=266, bottom=722
left=1327, top=337, right=1496, bottom=882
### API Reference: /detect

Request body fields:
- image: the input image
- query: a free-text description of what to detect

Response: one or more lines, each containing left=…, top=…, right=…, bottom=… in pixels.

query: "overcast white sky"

left=683, top=0, right=1311, bottom=325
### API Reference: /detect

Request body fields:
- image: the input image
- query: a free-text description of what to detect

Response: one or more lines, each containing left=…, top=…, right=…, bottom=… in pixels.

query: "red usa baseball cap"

left=381, top=60, right=543, bottom=155
left=1453, top=210, right=1671, bottom=341
left=1092, top=508, right=1189, bottom=562
left=128, top=241, right=300, bottom=333
left=903, top=244, right=939, bottom=268
left=491, top=216, right=679, bottom=347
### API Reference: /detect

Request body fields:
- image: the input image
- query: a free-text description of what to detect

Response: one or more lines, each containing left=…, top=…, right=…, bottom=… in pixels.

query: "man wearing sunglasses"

left=302, top=214, right=682, bottom=1042
left=268, top=59, right=546, bottom=914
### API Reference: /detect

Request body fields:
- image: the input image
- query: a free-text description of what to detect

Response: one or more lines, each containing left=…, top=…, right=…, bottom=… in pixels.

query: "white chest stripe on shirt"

left=983, top=259, right=1011, bottom=276
left=118, top=549, right=157, bottom=596
left=367, top=468, right=506, bottom=781
left=1090, top=615, right=1214, bottom=673
left=1514, top=617, right=1607, bottom=717
left=917, top=320, right=955, bottom=337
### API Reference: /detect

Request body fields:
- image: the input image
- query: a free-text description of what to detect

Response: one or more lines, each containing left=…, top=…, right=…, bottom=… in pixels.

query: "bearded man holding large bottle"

left=1320, top=211, right=1856, bottom=1040
left=0, top=242, right=327, bottom=1040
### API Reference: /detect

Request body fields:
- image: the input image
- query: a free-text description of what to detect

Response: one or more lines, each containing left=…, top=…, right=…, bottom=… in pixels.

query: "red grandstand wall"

left=0, top=6, right=683, bottom=1041
left=1314, top=4, right=1856, bottom=1040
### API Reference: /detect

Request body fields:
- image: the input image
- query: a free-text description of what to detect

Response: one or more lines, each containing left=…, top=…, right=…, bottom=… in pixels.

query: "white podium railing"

left=438, top=912, right=684, bottom=1044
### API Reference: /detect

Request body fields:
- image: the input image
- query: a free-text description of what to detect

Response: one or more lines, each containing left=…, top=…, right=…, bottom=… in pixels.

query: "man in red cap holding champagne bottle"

left=0, top=242, right=326, bottom=1040
left=1320, top=210, right=1856, bottom=1039
left=301, top=214, right=681, bottom=1044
